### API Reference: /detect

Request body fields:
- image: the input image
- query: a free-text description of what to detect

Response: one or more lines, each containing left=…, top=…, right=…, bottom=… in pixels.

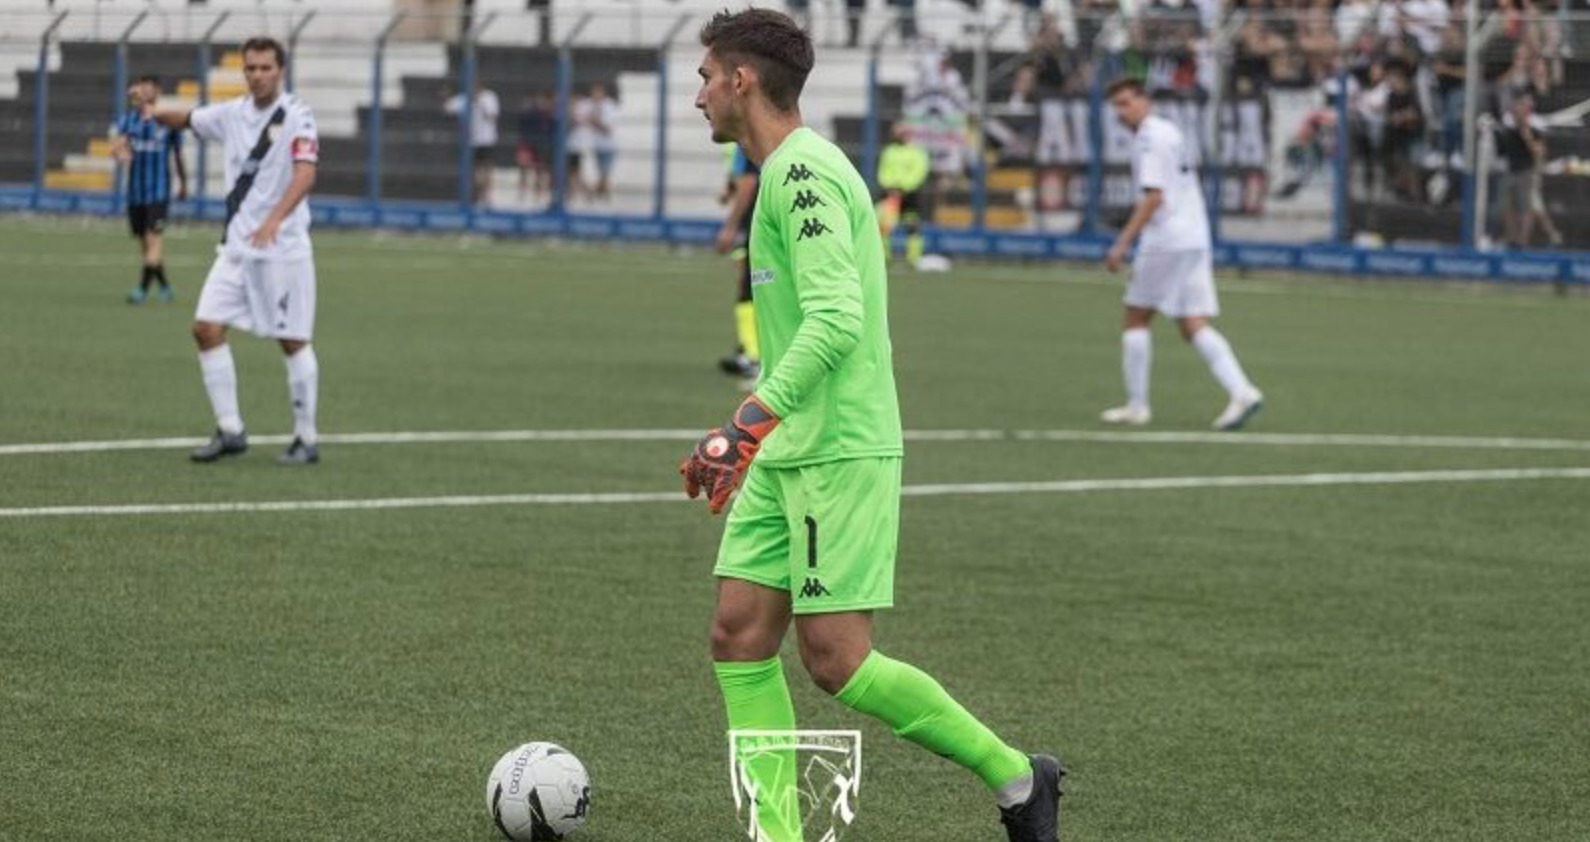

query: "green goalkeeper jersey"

left=748, top=126, right=903, bottom=469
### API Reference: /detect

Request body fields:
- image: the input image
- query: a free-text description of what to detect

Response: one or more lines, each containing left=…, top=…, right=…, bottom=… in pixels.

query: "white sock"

left=198, top=345, right=243, bottom=435
left=1191, top=326, right=1256, bottom=399
left=995, top=771, right=1035, bottom=809
left=1122, top=327, right=1151, bottom=410
left=284, top=346, right=319, bottom=445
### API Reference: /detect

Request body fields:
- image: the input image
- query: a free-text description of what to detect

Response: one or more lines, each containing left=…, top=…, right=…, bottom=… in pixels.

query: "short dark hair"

left=136, top=74, right=161, bottom=89
left=699, top=8, right=814, bottom=112
left=240, top=36, right=287, bottom=67
left=1105, top=76, right=1146, bottom=99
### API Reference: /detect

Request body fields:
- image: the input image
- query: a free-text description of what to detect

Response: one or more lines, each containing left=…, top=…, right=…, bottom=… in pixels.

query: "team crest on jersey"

left=750, top=268, right=776, bottom=286
left=267, top=123, right=283, bottom=143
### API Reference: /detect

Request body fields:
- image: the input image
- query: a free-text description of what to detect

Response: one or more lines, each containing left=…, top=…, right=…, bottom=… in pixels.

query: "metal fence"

left=2, top=3, right=1589, bottom=281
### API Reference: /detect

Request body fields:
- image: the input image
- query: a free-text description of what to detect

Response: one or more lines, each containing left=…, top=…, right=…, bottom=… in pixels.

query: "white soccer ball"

left=485, top=742, right=591, bottom=841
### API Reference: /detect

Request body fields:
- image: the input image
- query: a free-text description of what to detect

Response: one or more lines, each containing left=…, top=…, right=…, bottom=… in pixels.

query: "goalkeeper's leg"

left=797, top=612, right=1036, bottom=804
left=713, top=579, right=803, bottom=842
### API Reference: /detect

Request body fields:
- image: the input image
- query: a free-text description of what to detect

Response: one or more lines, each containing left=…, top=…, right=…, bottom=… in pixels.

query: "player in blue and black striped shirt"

left=112, top=76, right=187, bottom=304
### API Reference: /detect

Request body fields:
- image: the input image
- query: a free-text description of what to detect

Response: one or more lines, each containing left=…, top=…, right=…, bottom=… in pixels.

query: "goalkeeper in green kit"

left=680, top=8, right=1063, bottom=841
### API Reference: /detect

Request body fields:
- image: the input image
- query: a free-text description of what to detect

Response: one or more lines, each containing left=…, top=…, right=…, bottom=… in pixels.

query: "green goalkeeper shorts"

left=714, top=457, right=901, bottom=615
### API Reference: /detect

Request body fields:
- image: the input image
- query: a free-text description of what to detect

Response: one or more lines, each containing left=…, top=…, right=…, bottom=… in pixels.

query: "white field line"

left=3, top=467, right=1589, bottom=519
left=6, top=428, right=1590, bottom=457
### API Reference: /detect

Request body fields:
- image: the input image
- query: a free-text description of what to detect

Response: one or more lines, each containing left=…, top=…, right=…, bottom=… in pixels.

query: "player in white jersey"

left=155, top=37, right=321, bottom=464
left=1100, top=78, right=1263, bottom=431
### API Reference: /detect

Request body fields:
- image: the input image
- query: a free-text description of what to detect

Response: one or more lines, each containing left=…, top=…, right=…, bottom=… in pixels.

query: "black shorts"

left=737, top=257, right=752, bottom=302
left=128, top=202, right=167, bottom=237
left=472, top=146, right=496, bottom=166
left=898, top=189, right=925, bottom=218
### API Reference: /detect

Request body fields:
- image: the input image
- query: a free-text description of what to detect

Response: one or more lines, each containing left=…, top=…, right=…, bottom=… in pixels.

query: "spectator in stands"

left=587, top=83, right=620, bottom=202
left=1494, top=93, right=1562, bottom=247
left=1382, top=61, right=1427, bottom=200
left=565, top=90, right=592, bottom=201
left=1335, top=0, right=1377, bottom=45
left=845, top=0, right=866, bottom=47
left=515, top=91, right=556, bottom=203
left=1233, top=9, right=1286, bottom=94
left=1432, top=25, right=1467, bottom=166
left=903, top=46, right=973, bottom=192
left=1007, top=13, right=1085, bottom=111
left=444, top=80, right=500, bottom=206
left=1351, top=59, right=1391, bottom=197
left=1296, top=0, right=1340, bottom=84
left=890, top=0, right=921, bottom=43
left=1380, top=0, right=1449, bottom=59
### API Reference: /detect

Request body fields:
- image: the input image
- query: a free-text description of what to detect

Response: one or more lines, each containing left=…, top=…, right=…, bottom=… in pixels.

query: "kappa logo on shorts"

left=782, top=163, right=815, bottom=185
left=799, top=577, right=832, bottom=599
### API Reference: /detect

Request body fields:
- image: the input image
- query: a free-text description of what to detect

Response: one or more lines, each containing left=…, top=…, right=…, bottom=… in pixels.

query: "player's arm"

left=248, top=161, right=315, bottom=248
left=158, top=103, right=224, bottom=145
left=753, top=165, right=864, bottom=416
left=1105, top=187, right=1163, bottom=272
left=681, top=163, right=863, bottom=514
left=151, top=108, right=192, bottom=130
left=715, top=173, right=757, bottom=254
left=250, top=110, right=319, bottom=248
left=109, top=115, right=133, bottom=164
left=1106, top=130, right=1171, bottom=272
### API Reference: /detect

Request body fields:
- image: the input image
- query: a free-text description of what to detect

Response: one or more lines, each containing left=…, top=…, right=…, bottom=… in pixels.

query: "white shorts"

left=195, top=251, right=317, bottom=341
left=1124, top=249, right=1219, bottom=318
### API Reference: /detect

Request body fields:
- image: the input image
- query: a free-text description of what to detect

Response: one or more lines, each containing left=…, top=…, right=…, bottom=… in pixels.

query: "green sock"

left=715, top=657, right=802, bottom=842
left=836, top=650, right=1031, bottom=790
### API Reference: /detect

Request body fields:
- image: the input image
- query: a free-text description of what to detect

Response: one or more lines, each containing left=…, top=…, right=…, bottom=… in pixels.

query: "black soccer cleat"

left=276, top=437, right=319, bottom=466
left=718, top=352, right=757, bottom=378
left=189, top=429, right=248, bottom=463
left=999, top=754, right=1065, bottom=842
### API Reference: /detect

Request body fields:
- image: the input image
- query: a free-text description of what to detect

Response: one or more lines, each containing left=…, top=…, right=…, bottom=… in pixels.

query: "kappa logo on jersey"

left=799, top=577, right=832, bottom=599
left=790, top=189, right=827, bottom=213
left=782, top=163, right=815, bottom=185
left=750, top=268, right=776, bottom=286
left=796, top=218, right=832, bottom=241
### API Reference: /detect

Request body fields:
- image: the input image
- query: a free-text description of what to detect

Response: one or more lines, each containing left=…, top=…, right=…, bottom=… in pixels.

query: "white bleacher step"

left=64, top=154, right=115, bottom=173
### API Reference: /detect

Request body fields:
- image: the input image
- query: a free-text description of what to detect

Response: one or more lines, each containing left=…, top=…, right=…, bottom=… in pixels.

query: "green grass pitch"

left=1, top=216, right=1587, bottom=841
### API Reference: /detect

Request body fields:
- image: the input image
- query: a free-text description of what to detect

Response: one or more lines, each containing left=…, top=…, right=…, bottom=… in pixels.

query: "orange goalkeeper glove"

left=680, top=395, right=780, bottom=515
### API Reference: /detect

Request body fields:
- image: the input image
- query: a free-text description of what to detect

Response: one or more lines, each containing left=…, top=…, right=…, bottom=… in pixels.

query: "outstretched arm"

left=152, top=108, right=192, bottom=130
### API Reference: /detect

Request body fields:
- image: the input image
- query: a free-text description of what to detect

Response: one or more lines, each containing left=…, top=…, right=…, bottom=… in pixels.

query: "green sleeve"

left=754, top=168, right=864, bottom=418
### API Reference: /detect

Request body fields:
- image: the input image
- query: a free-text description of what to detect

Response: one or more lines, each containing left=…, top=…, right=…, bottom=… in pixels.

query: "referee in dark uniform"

left=112, top=75, right=187, bottom=304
